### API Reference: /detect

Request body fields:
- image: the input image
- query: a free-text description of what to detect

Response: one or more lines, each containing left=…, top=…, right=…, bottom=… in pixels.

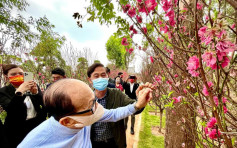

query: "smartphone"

left=24, top=72, right=34, bottom=82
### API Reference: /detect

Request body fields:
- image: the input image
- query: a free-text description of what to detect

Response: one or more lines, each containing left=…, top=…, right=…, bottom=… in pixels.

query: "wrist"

left=134, top=102, right=141, bottom=111
left=15, top=90, right=24, bottom=96
left=16, top=88, right=26, bottom=95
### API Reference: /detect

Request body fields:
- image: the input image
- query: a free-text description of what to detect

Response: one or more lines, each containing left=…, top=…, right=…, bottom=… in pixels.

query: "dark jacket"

left=108, top=78, right=115, bottom=84
left=0, top=84, right=47, bottom=148
left=123, top=82, right=139, bottom=100
left=107, top=82, right=115, bottom=88
left=91, top=88, right=136, bottom=148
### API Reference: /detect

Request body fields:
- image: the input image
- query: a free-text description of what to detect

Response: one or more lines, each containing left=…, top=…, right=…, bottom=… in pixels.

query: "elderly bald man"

left=18, top=79, right=153, bottom=148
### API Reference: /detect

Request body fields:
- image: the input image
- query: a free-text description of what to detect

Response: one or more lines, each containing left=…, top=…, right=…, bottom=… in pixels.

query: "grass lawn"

left=138, top=105, right=165, bottom=148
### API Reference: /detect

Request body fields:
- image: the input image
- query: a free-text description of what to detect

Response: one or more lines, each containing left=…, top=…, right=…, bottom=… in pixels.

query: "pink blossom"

left=202, top=81, right=213, bottom=96
left=182, top=143, right=185, bottom=148
left=181, top=26, right=186, bottom=33
left=136, top=15, right=142, bottom=23
left=208, top=129, right=221, bottom=139
left=145, top=0, right=157, bottom=13
left=142, top=27, right=147, bottom=34
left=169, top=18, right=176, bottom=27
left=204, top=127, right=209, bottom=135
left=160, top=25, right=169, bottom=33
left=173, top=96, right=181, bottom=103
left=150, top=56, right=154, bottom=63
left=154, top=75, right=162, bottom=83
left=202, top=51, right=217, bottom=70
left=162, top=0, right=172, bottom=12
left=122, top=4, right=131, bottom=13
left=198, top=26, right=208, bottom=37
left=158, top=20, right=163, bottom=25
left=169, top=86, right=172, bottom=90
left=197, top=3, right=203, bottom=10
left=128, top=7, right=136, bottom=18
left=198, top=108, right=204, bottom=116
left=188, top=42, right=193, bottom=48
left=207, top=117, right=217, bottom=128
left=42, top=76, right=45, bottom=79
left=128, top=48, right=134, bottom=54
left=216, top=30, right=226, bottom=39
left=216, top=50, right=226, bottom=61
left=183, top=89, right=187, bottom=94
left=187, top=56, right=200, bottom=77
left=182, top=7, right=188, bottom=12
left=166, top=10, right=175, bottom=19
left=202, top=36, right=212, bottom=45
left=137, top=2, right=147, bottom=14
left=35, top=58, right=38, bottom=61
left=216, top=41, right=235, bottom=53
left=38, top=72, right=42, bottom=76
left=223, top=106, right=228, bottom=113
left=139, top=46, right=141, bottom=50
left=221, top=56, right=230, bottom=68
left=205, top=15, right=209, bottom=20
left=129, top=25, right=134, bottom=31
left=174, top=74, right=178, bottom=78
left=121, top=38, right=129, bottom=46
left=172, top=110, right=175, bottom=114
left=157, top=37, right=164, bottom=43
left=132, top=28, right=138, bottom=34
left=222, top=97, right=227, bottom=103
left=213, top=96, right=219, bottom=106
left=231, top=24, right=235, bottom=29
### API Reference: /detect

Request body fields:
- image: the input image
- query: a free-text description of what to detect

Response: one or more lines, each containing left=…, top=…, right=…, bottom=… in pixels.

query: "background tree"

left=74, top=0, right=237, bottom=147
left=106, top=35, right=134, bottom=69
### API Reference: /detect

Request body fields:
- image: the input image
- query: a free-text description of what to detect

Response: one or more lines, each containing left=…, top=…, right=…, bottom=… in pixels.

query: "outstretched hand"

left=136, top=82, right=155, bottom=97
left=135, top=82, right=154, bottom=109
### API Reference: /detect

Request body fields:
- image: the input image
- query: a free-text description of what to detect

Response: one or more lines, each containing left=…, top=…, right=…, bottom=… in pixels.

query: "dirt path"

left=126, top=114, right=141, bottom=148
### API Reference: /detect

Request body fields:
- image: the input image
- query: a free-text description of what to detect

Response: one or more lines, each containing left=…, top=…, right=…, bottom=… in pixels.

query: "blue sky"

left=21, top=0, right=118, bottom=66
left=20, top=0, right=143, bottom=72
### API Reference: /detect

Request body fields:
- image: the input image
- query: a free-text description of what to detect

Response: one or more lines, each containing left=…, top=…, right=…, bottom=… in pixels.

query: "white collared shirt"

left=24, top=96, right=36, bottom=120
left=130, top=83, right=134, bottom=93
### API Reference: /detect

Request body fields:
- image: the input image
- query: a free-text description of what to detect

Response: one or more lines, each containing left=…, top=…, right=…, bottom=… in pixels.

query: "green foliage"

left=94, top=60, right=101, bottom=63
left=31, top=30, right=66, bottom=71
left=138, top=106, right=165, bottom=148
left=0, top=0, right=36, bottom=47
left=0, top=106, right=7, bottom=124
left=87, top=0, right=116, bottom=25
left=76, top=57, right=89, bottom=83
left=106, top=35, right=134, bottom=69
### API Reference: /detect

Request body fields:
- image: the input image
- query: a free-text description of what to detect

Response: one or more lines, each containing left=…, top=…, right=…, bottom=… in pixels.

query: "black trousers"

left=124, top=115, right=135, bottom=130
left=92, top=138, right=118, bottom=148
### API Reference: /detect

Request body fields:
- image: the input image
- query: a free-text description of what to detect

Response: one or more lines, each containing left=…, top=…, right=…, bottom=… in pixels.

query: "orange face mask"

left=9, top=75, right=24, bottom=86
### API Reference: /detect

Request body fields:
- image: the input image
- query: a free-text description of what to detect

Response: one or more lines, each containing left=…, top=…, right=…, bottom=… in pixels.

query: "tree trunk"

left=159, top=109, right=163, bottom=133
left=165, top=104, right=196, bottom=148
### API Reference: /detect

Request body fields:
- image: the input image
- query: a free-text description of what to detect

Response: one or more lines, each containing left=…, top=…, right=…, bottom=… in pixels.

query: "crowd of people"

left=0, top=63, right=153, bottom=148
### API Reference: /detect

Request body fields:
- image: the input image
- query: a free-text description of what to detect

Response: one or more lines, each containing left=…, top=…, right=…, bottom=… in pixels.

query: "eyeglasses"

left=70, top=99, right=97, bottom=115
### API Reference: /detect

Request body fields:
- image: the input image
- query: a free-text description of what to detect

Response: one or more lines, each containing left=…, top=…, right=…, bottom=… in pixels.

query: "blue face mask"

left=92, top=78, right=109, bottom=91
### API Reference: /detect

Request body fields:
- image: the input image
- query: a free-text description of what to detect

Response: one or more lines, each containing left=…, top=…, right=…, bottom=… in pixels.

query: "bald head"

left=44, top=79, right=94, bottom=120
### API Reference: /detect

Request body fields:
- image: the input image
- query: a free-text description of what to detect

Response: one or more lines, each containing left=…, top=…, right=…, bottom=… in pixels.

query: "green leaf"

left=168, top=91, right=174, bottom=98
left=194, top=92, right=199, bottom=97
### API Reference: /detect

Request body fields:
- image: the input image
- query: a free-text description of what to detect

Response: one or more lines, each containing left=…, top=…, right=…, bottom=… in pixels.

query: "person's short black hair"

left=87, top=63, right=104, bottom=78
left=106, top=67, right=110, bottom=74
left=129, top=75, right=136, bottom=79
left=118, top=72, right=123, bottom=76
left=52, top=68, right=65, bottom=76
left=44, top=79, right=75, bottom=121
